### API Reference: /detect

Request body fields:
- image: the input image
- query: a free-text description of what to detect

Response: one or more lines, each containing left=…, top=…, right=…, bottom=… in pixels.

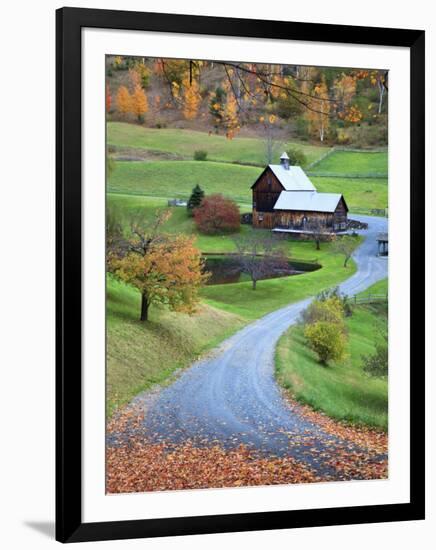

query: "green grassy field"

left=107, top=122, right=327, bottom=166
left=107, top=276, right=245, bottom=415
left=312, top=177, right=388, bottom=212
left=275, top=279, right=388, bottom=430
left=107, top=239, right=360, bottom=415
left=108, top=160, right=258, bottom=206
left=109, top=160, right=388, bottom=214
left=107, top=194, right=255, bottom=251
left=201, top=239, right=359, bottom=319
left=107, top=194, right=362, bottom=415
left=106, top=123, right=388, bottom=418
left=108, top=191, right=360, bottom=257
left=310, top=150, right=388, bottom=176
left=358, top=278, right=388, bottom=297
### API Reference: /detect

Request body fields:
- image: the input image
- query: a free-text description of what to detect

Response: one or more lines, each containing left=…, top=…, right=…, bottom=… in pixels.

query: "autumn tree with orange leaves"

left=106, top=85, right=112, bottom=113
left=116, top=85, right=132, bottom=115
left=108, top=210, right=208, bottom=321
left=131, top=84, right=148, bottom=122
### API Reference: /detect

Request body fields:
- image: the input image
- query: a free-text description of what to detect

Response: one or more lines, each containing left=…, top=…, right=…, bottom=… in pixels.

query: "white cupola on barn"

left=279, top=151, right=290, bottom=170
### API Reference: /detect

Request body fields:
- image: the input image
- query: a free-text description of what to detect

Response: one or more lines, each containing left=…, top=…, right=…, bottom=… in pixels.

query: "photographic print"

left=105, top=55, right=389, bottom=494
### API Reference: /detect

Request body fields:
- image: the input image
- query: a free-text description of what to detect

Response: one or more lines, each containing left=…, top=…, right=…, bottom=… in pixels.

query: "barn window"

left=258, top=214, right=264, bottom=222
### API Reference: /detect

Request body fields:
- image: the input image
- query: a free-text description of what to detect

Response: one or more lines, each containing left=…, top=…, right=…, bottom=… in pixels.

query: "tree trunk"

left=344, top=257, right=349, bottom=267
left=378, top=81, right=385, bottom=114
left=140, top=292, right=149, bottom=321
left=252, top=278, right=257, bottom=290
left=316, top=239, right=320, bottom=251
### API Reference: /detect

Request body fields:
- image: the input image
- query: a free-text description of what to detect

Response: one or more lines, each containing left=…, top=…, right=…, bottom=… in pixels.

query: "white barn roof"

left=268, top=165, right=316, bottom=192
left=274, top=191, right=343, bottom=213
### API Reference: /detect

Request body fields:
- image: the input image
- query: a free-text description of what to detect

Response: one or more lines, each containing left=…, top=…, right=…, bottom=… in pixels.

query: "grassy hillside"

left=106, top=123, right=388, bottom=417
left=108, top=160, right=259, bottom=206
left=275, top=279, right=388, bottom=429
left=109, top=161, right=388, bottom=213
left=107, top=239, right=361, bottom=415
left=108, top=124, right=389, bottom=215
left=107, top=276, right=245, bottom=415
left=107, top=122, right=328, bottom=166
left=107, top=194, right=362, bottom=415
left=311, top=150, right=388, bottom=176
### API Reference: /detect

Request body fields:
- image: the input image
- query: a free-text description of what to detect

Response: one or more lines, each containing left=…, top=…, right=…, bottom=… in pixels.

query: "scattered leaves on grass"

left=282, top=391, right=388, bottom=455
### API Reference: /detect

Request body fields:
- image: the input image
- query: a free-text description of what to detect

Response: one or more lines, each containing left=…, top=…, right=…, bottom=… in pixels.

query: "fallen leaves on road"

left=107, top=441, right=319, bottom=493
left=106, top=403, right=387, bottom=494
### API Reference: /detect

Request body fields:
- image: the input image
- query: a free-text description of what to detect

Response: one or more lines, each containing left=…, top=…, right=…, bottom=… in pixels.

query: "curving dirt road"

left=133, top=216, right=388, bottom=477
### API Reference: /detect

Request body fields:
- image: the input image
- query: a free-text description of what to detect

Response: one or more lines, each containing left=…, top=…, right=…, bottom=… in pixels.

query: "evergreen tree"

left=187, top=185, right=205, bottom=216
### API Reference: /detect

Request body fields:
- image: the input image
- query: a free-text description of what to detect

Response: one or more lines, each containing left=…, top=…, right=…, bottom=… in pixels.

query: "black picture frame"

left=56, top=7, right=425, bottom=543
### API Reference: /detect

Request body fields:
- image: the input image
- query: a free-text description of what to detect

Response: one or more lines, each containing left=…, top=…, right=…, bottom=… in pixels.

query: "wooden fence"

left=349, top=206, right=388, bottom=217
left=306, top=171, right=387, bottom=179
left=350, top=293, right=388, bottom=305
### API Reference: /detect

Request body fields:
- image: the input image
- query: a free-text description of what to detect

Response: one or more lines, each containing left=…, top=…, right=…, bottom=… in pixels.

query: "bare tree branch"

left=233, top=233, right=289, bottom=290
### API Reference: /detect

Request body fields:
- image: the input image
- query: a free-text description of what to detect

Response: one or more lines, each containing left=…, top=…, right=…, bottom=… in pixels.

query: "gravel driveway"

left=131, top=216, right=388, bottom=477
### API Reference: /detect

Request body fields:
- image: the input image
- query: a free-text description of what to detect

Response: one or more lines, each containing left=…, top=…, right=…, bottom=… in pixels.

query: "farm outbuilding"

left=252, top=152, right=348, bottom=232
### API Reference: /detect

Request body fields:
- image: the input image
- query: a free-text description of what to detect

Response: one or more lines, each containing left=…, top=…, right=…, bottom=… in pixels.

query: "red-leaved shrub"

left=194, top=194, right=240, bottom=235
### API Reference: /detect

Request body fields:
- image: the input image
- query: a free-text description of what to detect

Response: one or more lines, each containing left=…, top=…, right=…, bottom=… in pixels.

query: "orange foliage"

left=110, top=231, right=207, bottom=317
left=106, top=403, right=387, bottom=493
left=116, top=85, right=132, bottom=115
left=106, top=84, right=111, bottom=113
left=344, top=105, right=363, bottom=123
left=131, top=84, right=148, bottom=121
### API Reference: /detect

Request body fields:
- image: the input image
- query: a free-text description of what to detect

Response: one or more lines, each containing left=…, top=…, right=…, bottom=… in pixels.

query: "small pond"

left=203, top=255, right=321, bottom=285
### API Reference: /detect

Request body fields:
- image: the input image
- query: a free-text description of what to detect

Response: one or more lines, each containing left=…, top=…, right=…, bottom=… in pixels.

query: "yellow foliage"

left=333, top=73, right=356, bottom=106
left=171, top=81, right=180, bottom=98
left=304, top=321, right=346, bottom=365
left=305, top=78, right=330, bottom=142
left=223, top=92, right=239, bottom=140
left=131, top=85, right=148, bottom=120
left=116, top=85, right=132, bottom=115
left=182, top=76, right=201, bottom=120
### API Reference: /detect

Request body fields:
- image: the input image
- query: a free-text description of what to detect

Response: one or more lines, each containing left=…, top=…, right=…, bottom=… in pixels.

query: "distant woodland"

left=106, top=55, right=388, bottom=148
